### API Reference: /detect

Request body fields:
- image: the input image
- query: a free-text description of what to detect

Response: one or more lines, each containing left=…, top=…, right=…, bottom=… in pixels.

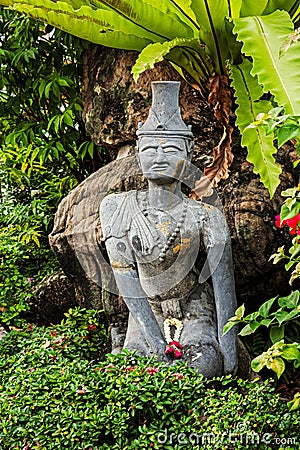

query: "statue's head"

left=136, top=81, right=194, bottom=185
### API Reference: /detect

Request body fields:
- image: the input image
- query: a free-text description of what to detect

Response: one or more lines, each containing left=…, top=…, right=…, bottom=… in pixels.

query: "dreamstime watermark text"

left=156, top=424, right=298, bottom=447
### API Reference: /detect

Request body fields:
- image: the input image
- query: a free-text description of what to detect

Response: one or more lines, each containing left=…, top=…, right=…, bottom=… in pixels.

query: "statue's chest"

left=128, top=207, right=202, bottom=266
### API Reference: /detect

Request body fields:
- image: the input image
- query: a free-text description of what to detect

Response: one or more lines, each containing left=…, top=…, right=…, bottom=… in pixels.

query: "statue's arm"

left=202, top=206, right=238, bottom=374
left=100, top=195, right=166, bottom=358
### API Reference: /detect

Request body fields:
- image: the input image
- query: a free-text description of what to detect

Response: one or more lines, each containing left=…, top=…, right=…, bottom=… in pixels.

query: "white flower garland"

left=163, top=317, right=183, bottom=343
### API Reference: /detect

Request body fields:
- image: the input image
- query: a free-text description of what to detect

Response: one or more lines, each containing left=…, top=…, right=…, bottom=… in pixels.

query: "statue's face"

left=138, top=137, right=188, bottom=184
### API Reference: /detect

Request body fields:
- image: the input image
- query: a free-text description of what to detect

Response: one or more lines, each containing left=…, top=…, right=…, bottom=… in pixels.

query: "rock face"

left=27, top=270, right=78, bottom=325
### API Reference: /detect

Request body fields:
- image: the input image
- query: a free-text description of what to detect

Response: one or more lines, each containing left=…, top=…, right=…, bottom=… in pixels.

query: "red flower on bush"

left=76, top=384, right=89, bottom=394
left=275, top=213, right=300, bottom=235
left=146, top=367, right=159, bottom=375
left=172, top=373, right=185, bottom=380
left=87, top=324, right=97, bottom=331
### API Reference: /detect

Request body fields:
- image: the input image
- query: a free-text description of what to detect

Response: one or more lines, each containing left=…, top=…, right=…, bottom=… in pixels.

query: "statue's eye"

left=164, top=147, right=181, bottom=153
left=142, top=147, right=156, bottom=154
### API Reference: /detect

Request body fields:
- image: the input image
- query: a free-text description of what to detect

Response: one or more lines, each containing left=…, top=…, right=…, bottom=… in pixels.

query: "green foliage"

left=0, top=10, right=101, bottom=327
left=0, top=1, right=300, bottom=195
left=0, top=196, right=59, bottom=327
left=247, top=107, right=300, bottom=153
left=270, top=184, right=300, bottom=284
left=0, top=8, right=101, bottom=181
left=229, top=59, right=281, bottom=195
left=232, top=10, right=300, bottom=116
left=224, top=291, right=300, bottom=340
left=224, top=292, right=300, bottom=381
left=251, top=340, right=300, bottom=379
left=0, top=312, right=298, bottom=449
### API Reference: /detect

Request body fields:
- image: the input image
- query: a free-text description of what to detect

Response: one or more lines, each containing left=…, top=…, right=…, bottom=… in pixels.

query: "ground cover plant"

left=0, top=308, right=299, bottom=450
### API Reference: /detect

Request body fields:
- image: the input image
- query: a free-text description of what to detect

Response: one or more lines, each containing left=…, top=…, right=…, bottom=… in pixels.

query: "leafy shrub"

left=271, top=185, right=300, bottom=284
left=0, top=309, right=298, bottom=450
left=0, top=195, right=59, bottom=327
left=224, top=293, right=300, bottom=380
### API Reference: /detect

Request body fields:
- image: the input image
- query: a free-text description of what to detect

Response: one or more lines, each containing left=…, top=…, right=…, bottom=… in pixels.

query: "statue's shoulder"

left=100, top=190, right=138, bottom=241
left=100, top=190, right=136, bottom=213
left=186, top=198, right=229, bottom=245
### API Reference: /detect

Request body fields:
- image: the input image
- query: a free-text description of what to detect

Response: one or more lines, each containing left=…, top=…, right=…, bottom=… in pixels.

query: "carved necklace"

left=141, top=196, right=188, bottom=262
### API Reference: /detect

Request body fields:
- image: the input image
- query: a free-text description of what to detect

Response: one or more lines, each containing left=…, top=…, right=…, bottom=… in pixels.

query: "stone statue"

left=100, top=81, right=237, bottom=377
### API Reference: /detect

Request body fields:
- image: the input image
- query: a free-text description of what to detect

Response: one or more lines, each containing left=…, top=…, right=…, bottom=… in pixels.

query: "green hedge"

left=0, top=309, right=298, bottom=450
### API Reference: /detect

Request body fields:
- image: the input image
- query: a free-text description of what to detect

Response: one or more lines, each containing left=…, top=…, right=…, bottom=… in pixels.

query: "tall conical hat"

left=136, top=81, right=193, bottom=139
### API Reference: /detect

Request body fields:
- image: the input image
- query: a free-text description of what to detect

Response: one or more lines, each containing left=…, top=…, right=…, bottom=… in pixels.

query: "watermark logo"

left=156, top=424, right=298, bottom=447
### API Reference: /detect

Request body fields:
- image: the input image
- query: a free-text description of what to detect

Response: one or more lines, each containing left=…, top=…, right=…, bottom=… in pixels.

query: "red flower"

left=102, top=364, right=115, bottom=372
left=87, top=324, right=97, bottom=331
left=165, top=341, right=183, bottom=359
left=172, top=372, right=184, bottom=380
left=76, top=384, right=89, bottom=394
left=146, top=367, right=159, bottom=375
left=275, top=214, right=283, bottom=228
left=275, top=213, right=300, bottom=235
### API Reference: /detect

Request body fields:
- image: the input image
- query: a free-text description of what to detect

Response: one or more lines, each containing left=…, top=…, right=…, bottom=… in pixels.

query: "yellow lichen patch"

left=157, top=221, right=171, bottom=235
left=111, top=261, right=131, bottom=271
left=173, top=238, right=191, bottom=255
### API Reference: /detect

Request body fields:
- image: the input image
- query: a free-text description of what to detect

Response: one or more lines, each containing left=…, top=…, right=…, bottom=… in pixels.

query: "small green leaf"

left=287, top=392, right=300, bottom=411
left=281, top=344, right=300, bottom=361
left=260, top=318, right=274, bottom=327
left=239, top=324, right=253, bottom=336
left=258, top=297, right=277, bottom=318
left=275, top=310, right=296, bottom=325
left=223, top=321, right=238, bottom=335
left=270, top=325, right=284, bottom=344
left=278, top=123, right=300, bottom=148
left=280, top=202, right=300, bottom=220
left=268, top=357, right=285, bottom=378
left=235, top=304, right=245, bottom=319
left=278, top=291, right=300, bottom=309
left=251, top=353, right=266, bottom=372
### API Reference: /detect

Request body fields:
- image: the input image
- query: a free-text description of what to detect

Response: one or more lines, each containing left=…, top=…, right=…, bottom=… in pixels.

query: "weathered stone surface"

left=27, top=270, right=77, bottom=325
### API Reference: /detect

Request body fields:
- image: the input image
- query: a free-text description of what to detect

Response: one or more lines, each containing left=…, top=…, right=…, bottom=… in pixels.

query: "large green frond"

left=233, top=10, right=300, bottom=115
left=226, top=0, right=242, bottom=18
left=189, top=0, right=229, bottom=74
left=88, top=0, right=196, bottom=40
left=230, top=59, right=281, bottom=197
left=165, top=1, right=200, bottom=30
left=240, top=0, right=268, bottom=17
left=9, top=0, right=155, bottom=49
left=263, top=1, right=299, bottom=17
left=132, top=37, right=214, bottom=90
left=0, top=0, right=197, bottom=49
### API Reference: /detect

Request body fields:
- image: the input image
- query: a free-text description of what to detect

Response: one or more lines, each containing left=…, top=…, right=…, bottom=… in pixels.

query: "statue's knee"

left=184, top=342, right=223, bottom=377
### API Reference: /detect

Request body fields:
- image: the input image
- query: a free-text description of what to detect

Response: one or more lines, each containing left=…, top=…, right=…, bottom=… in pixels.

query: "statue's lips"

left=150, top=164, right=169, bottom=171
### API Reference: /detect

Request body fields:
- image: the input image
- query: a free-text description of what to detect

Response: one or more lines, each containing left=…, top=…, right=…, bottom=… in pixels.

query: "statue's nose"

left=155, top=146, right=167, bottom=163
